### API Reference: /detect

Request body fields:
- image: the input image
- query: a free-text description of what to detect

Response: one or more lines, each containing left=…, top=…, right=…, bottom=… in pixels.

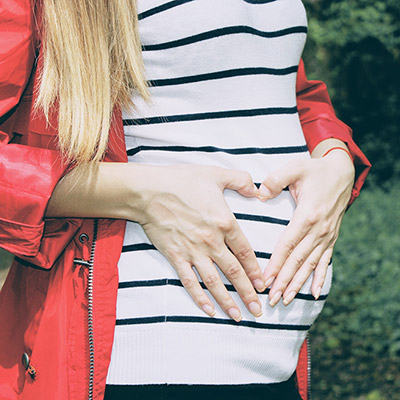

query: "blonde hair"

left=36, top=0, right=149, bottom=164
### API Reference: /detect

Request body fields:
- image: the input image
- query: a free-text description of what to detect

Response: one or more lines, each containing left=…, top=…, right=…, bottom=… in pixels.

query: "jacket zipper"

left=87, top=219, right=98, bottom=400
left=307, top=335, right=311, bottom=400
left=74, top=220, right=98, bottom=399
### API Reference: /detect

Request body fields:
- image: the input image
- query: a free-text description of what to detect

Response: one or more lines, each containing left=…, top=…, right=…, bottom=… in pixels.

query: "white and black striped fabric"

left=106, top=0, right=332, bottom=386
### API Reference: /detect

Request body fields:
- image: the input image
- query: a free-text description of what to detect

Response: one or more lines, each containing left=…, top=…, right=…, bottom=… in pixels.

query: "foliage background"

left=1, top=0, right=399, bottom=398
left=303, top=0, right=400, bottom=399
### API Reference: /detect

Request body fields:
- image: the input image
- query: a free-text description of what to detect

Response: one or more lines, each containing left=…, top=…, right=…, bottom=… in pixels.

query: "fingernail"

left=264, top=277, right=274, bottom=288
left=228, top=308, right=242, bottom=322
left=258, top=185, right=271, bottom=201
left=283, top=291, right=296, bottom=306
left=269, top=291, right=282, bottom=307
left=202, top=304, right=216, bottom=316
left=314, top=287, right=322, bottom=300
left=253, top=279, right=266, bottom=292
left=248, top=301, right=262, bottom=317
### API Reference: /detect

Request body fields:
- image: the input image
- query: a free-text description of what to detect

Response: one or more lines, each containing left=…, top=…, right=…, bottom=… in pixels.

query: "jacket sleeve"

left=0, top=0, right=69, bottom=257
left=297, top=59, right=371, bottom=206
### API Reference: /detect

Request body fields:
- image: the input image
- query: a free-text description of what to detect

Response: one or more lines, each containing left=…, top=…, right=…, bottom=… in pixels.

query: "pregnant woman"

left=0, top=0, right=370, bottom=399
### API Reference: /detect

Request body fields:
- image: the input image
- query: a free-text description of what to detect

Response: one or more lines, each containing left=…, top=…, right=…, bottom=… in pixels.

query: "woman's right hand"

left=47, top=162, right=265, bottom=321
left=134, top=164, right=265, bottom=321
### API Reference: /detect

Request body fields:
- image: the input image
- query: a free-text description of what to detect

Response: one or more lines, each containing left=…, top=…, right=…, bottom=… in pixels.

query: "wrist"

left=321, top=146, right=352, bottom=161
left=321, top=149, right=355, bottom=185
left=119, top=163, right=161, bottom=223
left=312, top=138, right=354, bottom=177
left=311, top=138, right=352, bottom=160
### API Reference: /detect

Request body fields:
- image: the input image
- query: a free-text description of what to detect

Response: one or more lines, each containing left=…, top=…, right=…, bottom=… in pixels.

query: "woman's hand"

left=47, top=162, right=265, bottom=320
left=258, top=146, right=355, bottom=307
left=135, top=164, right=266, bottom=321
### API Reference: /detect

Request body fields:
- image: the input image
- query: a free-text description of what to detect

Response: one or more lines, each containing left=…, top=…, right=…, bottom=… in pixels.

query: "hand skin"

left=46, top=163, right=266, bottom=321
left=258, top=138, right=355, bottom=307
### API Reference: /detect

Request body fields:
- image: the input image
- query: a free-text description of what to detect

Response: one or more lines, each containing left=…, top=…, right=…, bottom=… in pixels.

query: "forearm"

left=45, top=162, right=149, bottom=221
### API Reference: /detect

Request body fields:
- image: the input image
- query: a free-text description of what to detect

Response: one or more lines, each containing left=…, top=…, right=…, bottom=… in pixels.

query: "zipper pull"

left=22, top=352, right=37, bottom=380
left=74, top=258, right=92, bottom=267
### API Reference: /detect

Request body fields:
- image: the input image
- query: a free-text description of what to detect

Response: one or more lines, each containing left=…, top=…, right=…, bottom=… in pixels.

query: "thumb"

left=259, top=162, right=304, bottom=201
left=221, top=169, right=258, bottom=198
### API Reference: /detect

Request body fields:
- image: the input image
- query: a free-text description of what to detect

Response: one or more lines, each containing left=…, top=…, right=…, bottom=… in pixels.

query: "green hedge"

left=303, top=0, right=400, bottom=187
left=309, top=185, right=400, bottom=399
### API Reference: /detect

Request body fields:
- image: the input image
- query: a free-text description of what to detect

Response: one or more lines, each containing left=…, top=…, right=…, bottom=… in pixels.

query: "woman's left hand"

left=258, top=147, right=355, bottom=307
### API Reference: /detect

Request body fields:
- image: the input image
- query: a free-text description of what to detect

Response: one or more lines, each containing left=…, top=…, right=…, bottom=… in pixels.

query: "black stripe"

left=138, top=0, right=194, bottom=20
left=138, top=0, right=278, bottom=21
left=244, top=0, right=278, bottom=3
left=127, top=143, right=307, bottom=157
left=294, top=292, right=329, bottom=301
left=234, top=213, right=289, bottom=226
left=123, top=106, right=298, bottom=126
left=254, top=182, right=290, bottom=191
left=118, top=278, right=328, bottom=301
left=148, top=66, right=298, bottom=87
left=122, top=243, right=156, bottom=253
left=254, top=251, right=272, bottom=259
left=119, top=279, right=169, bottom=289
left=116, top=315, right=311, bottom=331
left=121, top=243, right=271, bottom=260
left=142, top=25, right=308, bottom=51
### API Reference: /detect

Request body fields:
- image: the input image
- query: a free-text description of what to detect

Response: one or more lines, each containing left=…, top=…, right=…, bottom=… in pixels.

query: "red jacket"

left=0, top=1, right=371, bottom=399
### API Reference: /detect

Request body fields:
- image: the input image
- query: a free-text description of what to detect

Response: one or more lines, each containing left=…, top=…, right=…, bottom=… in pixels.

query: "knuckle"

left=199, top=229, right=215, bottom=246
left=181, top=276, right=196, bottom=290
left=308, top=260, right=318, bottom=271
left=216, top=216, right=235, bottom=233
left=293, top=256, right=305, bottom=269
left=204, top=273, right=220, bottom=287
left=212, top=247, right=227, bottom=261
left=226, top=263, right=243, bottom=280
left=304, top=214, right=318, bottom=227
left=234, top=245, right=253, bottom=261
left=319, top=221, right=333, bottom=237
left=283, top=240, right=296, bottom=255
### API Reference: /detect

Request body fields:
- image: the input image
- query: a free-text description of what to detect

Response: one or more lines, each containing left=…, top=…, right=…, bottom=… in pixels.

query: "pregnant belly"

left=110, top=186, right=332, bottom=385
left=109, top=135, right=332, bottom=384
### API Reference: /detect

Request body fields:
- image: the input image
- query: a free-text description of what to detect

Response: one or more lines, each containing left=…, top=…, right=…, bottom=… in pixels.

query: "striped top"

left=106, top=0, right=332, bottom=386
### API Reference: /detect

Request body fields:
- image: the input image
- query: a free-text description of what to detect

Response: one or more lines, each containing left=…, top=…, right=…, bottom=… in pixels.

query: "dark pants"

left=104, top=374, right=303, bottom=400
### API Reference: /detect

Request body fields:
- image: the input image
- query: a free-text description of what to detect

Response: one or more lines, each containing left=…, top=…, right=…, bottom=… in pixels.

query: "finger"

left=194, top=258, right=243, bottom=322
left=263, top=208, right=312, bottom=287
left=223, top=218, right=266, bottom=293
left=282, top=246, right=325, bottom=306
left=219, top=168, right=258, bottom=198
left=268, top=235, right=318, bottom=307
left=258, top=161, right=304, bottom=201
left=212, top=248, right=263, bottom=318
left=174, top=261, right=216, bottom=317
left=311, top=248, right=333, bottom=299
